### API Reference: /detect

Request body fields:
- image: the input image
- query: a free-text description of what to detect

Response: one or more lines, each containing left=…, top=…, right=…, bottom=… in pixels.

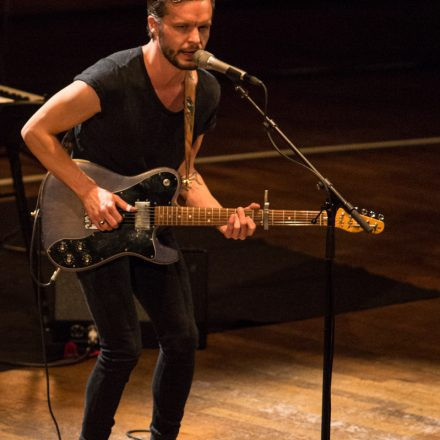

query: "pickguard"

left=42, top=163, right=180, bottom=271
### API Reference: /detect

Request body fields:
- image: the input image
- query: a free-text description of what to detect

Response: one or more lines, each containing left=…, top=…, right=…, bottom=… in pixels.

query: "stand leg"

left=321, top=203, right=336, bottom=440
left=5, top=140, right=32, bottom=252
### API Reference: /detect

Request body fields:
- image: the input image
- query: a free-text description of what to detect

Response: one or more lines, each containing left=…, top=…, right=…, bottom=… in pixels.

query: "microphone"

left=193, top=50, right=262, bottom=86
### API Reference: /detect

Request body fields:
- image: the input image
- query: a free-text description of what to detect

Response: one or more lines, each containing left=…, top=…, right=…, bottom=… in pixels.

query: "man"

left=21, top=0, right=259, bottom=439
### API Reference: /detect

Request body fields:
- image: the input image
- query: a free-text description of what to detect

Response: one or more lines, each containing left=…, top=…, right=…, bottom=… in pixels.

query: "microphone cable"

left=126, top=428, right=151, bottom=439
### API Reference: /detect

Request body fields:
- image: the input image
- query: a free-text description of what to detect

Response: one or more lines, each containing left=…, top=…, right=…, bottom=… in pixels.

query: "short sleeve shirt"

left=72, top=46, right=221, bottom=175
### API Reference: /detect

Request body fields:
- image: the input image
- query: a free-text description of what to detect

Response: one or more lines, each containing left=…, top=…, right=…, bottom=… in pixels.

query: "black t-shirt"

left=72, top=46, right=220, bottom=175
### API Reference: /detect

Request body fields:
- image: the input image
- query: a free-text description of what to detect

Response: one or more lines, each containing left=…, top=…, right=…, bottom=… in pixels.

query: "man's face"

left=154, top=0, right=213, bottom=70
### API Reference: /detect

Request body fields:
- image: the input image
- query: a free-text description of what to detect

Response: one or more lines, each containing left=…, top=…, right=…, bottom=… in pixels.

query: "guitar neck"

left=155, top=206, right=326, bottom=227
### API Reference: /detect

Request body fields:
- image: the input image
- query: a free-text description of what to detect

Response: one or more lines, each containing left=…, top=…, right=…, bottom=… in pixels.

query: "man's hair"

left=147, top=0, right=215, bottom=38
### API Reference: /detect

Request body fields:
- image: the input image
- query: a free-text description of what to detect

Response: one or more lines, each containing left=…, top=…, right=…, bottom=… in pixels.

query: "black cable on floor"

left=37, top=278, right=62, bottom=440
left=126, top=429, right=151, bottom=440
left=33, top=201, right=62, bottom=440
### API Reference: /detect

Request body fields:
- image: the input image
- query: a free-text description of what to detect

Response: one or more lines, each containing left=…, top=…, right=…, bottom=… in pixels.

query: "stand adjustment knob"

left=263, top=190, right=270, bottom=230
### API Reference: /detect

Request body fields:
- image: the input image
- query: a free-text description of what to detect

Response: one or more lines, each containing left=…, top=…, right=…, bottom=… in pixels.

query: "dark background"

left=2, top=0, right=440, bottom=94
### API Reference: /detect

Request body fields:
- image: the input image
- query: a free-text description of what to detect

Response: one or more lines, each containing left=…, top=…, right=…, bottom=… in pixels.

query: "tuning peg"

left=378, top=214, right=384, bottom=221
left=361, top=208, right=368, bottom=215
left=369, top=210, right=376, bottom=218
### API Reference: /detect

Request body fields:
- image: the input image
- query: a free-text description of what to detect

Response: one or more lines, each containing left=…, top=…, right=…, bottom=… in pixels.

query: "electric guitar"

left=39, top=160, right=384, bottom=271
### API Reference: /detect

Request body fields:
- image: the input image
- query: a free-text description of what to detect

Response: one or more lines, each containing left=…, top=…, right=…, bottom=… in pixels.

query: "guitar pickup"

left=135, top=201, right=151, bottom=231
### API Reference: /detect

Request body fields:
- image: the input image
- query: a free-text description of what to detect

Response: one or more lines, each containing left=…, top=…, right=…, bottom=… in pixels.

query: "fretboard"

left=154, top=206, right=327, bottom=227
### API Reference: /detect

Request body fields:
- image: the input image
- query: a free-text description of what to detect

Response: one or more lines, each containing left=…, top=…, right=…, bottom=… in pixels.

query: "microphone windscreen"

left=193, top=50, right=213, bottom=68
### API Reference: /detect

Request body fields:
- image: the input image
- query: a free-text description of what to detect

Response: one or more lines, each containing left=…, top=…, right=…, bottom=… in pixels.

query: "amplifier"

left=51, top=249, right=208, bottom=349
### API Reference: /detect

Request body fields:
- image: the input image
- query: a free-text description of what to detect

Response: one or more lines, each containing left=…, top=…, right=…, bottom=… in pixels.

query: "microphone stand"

left=233, top=84, right=372, bottom=440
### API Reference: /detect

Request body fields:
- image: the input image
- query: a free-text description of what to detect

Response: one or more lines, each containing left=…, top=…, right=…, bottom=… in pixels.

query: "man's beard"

left=158, top=32, right=198, bottom=70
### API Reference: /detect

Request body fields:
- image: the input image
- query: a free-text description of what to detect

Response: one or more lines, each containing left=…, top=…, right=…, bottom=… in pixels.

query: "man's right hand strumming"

left=80, top=186, right=135, bottom=231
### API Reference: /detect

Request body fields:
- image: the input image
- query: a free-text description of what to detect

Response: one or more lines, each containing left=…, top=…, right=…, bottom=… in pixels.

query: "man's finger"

left=244, top=202, right=260, bottom=210
left=96, top=218, right=111, bottom=231
left=232, top=214, right=241, bottom=240
left=235, top=208, right=246, bottom=240
left=223, top=214, right=235, bottom=238
left=246, top=217, right=256, bottom=237
left=114, top=194, right=135, bottom=212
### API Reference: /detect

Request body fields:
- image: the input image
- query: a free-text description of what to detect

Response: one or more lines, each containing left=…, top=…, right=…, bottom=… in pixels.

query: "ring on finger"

left=99, top=220, right=106, bottom=225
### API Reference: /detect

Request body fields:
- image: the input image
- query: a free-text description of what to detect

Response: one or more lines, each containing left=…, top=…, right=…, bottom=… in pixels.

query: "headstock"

left=335, top=208, right=385, bottom=234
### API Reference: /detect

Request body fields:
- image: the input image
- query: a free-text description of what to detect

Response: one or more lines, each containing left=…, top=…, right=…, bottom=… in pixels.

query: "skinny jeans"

left=77, top=236, right=198, bottom=440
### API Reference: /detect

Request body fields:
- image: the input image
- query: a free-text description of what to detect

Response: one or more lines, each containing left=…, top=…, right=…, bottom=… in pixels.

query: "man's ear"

left=147, top=16, right=158, bottom=38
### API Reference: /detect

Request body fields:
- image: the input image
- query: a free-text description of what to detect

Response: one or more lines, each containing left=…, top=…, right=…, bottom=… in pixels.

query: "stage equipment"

left=51, top=249, right=209, bottom=349
left=207, top=56, right=384, bottom=440
left=194, top=49, right=263, bottom=86
left=0, top=84, right=45, bottom=251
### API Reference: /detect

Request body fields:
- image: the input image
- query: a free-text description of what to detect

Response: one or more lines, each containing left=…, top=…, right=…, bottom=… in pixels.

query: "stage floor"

left=1, top=298, right=439, bottom=439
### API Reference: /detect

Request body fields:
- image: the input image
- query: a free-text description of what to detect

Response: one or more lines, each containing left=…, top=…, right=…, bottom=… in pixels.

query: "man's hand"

left=80, top=186, right=134, bottom=231
left=219, top=202, right=260, bottom=240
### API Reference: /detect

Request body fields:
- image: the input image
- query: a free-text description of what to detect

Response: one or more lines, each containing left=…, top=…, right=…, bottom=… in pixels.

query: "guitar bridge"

left=135, top=201, right=151, bottom=231
left=84, top=213, right=97, bottom=230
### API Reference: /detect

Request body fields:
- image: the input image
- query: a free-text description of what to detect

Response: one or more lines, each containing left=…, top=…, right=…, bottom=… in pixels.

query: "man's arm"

left=178, top=135, right=259, bottom=240
left=21, top=80, right=132, bottom=230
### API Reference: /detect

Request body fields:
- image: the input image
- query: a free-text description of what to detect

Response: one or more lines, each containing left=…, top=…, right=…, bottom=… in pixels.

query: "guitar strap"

left=182, top=70, right=197, bottom=190
left=61, top=128, right=76, bottom=155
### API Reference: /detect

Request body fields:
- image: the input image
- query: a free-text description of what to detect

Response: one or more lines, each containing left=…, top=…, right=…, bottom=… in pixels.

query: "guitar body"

left=40, top=160, right=180, bottom=271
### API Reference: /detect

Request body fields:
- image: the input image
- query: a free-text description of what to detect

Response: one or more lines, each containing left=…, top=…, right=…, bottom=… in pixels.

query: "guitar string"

left=118, top=216, right=329, bottom=226
left=119, top=209, right=328, bottom=225
left=118, top=221, right=328, bottom=226
left=117, top=209, right=371, bottom=225
left=120, top=209, right=325, bottom=217
left=120, top=214, right=328, bottom=222
left=115, top=211, right=370, bottom=228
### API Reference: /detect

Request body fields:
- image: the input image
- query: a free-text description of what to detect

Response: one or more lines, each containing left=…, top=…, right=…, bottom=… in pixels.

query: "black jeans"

left=76, top=240, right=198, bottom=440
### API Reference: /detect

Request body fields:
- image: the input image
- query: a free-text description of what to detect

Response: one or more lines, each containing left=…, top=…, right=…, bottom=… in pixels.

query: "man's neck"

left=143, top=42, right=186, bottom=89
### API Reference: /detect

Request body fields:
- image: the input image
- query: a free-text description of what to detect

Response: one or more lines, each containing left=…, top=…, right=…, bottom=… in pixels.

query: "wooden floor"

left=0, top=298, right=439, bottom=440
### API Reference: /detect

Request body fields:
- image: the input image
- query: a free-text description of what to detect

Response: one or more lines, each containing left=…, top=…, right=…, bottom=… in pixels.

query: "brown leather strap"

left=183, top=70, right=197, bottom=190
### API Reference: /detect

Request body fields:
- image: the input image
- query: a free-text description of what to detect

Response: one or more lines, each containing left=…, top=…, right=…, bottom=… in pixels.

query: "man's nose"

left=187, top=26, right=201, bottom=45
